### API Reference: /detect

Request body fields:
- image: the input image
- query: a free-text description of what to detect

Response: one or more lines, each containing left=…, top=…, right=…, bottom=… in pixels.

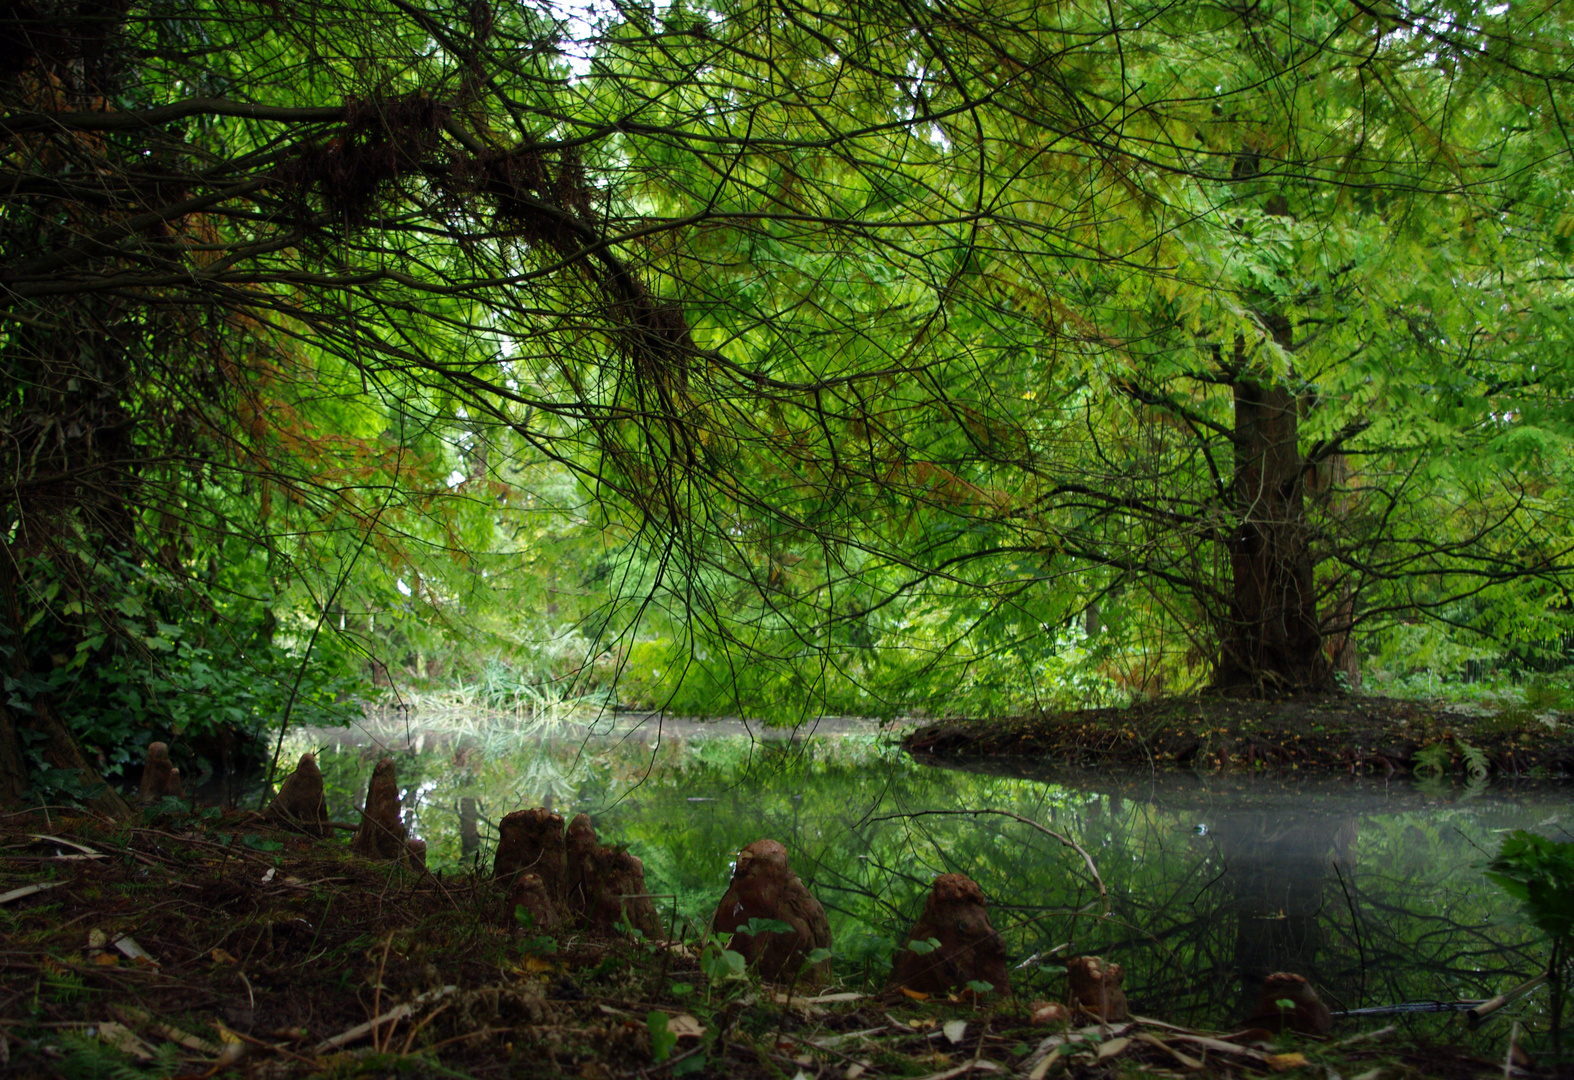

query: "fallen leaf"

left=92, top=953, right=118, bottom=966
left=210, top=948, right=238, bottom=965
left=1027, top=1048, right=1061, bottom=1080
left=150, top=1022, right=221, bottom=1054
left=1096, top=1036, right=1130, bottom=1059
left=0, top=882, right=62, bottom=905
left=667, top=1014, right=706, bottom=1038
left=900, top=987, right=930, bottom=1002
left=113, top=935, right=156, bottom=966
left=942, top=1019, right=967, bottom=1045
left=93, top=1022, right=154, bottom=1061
left=1266, top=1052, right=1310, bottom=1071
left=1029, top=1001, right=1071, bottom=1026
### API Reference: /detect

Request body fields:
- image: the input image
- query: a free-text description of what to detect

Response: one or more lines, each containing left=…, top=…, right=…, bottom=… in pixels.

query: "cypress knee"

left=351, top=758, right=407, bottom=860
left=888, top=873, right=1011, bottom=997
left=713, top=839, right=831, bottom=984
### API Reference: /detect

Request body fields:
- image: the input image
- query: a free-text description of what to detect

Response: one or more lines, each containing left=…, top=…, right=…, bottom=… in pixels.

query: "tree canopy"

left=4, top=0, right=1574, bottom=800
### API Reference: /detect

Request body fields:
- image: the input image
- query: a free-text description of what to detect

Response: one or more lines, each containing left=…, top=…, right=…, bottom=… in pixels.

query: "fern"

left=53, top=1033, right=130, bottom=1080
left=1457, top=737, right=1491, bottom=779
left=55, top=1032, right=183, bottom=1080
left=1413, top=742, right=1451, bottom=777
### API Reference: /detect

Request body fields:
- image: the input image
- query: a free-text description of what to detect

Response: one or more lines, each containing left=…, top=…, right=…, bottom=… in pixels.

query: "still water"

left=273, top=712, right=1565, bottom=1046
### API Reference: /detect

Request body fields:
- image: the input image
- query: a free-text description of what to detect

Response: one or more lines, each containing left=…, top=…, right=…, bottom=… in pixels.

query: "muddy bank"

left=904, top=693, right=1574, bottom=777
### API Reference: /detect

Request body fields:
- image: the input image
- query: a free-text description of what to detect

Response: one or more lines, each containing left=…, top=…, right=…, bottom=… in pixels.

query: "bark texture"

left=1247, top=972, right=1333, bottom=1035
left=493, top=807, right=567, bottom=899
left=138, top=742, right=183, bottom=802
left=1067, top=955, right=1129, bottom=1021
left=582, top=844, right=663, bottom=941
left=1215, top=320, right=1331, bottom=693
left=713, top=839, right=832, bottom=985
left=350, top=758, right=407, bottom=860
left=888, top=873, right=1011, bottom=997
left=507, top=871, right=560, bottom=930
left=266, top=752, right=329, bottom=835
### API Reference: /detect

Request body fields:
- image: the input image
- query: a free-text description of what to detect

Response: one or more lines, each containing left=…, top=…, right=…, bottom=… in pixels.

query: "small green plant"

left=699, top=941, right=747, bottom=982
left=44, top=966, right=87, bottom=1003
left=732, top=917, right=793, bottom=939
left=54, top=1030, right=183, bottom=1080
left=1524, top=679, right=1572, bottom=714
left=671, top=1052, right=707, bottom=1076
left=698, top=939, right=748, bottom=1004
left=1413, top=737, right=1489, bottom=779
left=510, top=906, right=557, bottom=957
left=647, top=1010, right=677, bottom=1062
left=905, top=936, right=943, bottom=955
left=1485, top=830, right=1574, bottom=1058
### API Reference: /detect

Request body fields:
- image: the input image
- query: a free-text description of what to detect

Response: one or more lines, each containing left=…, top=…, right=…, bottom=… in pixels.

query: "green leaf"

left=647, top=1011, right=677, bottom=1062
left=1485, top=831, right=1574, bottom=943
left=735, top=917, right=793, bottom=938
left=672, top=1052, right=707, bottom=1076
left=700, top=943, right=747, bottom=982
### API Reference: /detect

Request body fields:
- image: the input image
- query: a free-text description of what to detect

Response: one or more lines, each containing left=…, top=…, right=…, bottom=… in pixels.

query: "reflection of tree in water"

left=1083, top=797, right=1543, bottom=1037
left=282, top=730, right=1553, bottom=1046
left=1214, top=813, right=1352, bottom=1014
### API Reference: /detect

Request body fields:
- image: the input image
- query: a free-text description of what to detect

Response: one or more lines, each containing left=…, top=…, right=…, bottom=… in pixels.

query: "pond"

left=263, top=711, right=1565, bottom=1048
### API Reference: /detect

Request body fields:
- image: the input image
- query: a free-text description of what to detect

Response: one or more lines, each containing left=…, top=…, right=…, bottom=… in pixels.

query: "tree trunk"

left=0, top=701, right=131, bottom=817
left=0, top=705, right=30, bottom=805
left=1309, top=450, right=1361, bottom=690
left=1214, top=364, right=1330, bottom=694
left=0, top=550, right=130, bottom=815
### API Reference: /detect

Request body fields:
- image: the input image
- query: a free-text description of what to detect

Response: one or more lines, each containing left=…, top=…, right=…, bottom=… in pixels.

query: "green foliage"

left=8, top=542, right=367, bottom=801
left=671, top=1052, right=707, bottom=1076
left=1413, top=738, right=1490, bottom=780
left=733, top=917, right=794, bottom=938
left=7, top=0, right=1574, bottom=755
left=699, top=942, right=748, bottom=984
left=646, top=1011, right=677, bottom=1062
left=53, top=1032, right=182, bottom=1080
left=1485, top=832, right=1574, bottom=945
left=43, top=966, right=86, bottom=1004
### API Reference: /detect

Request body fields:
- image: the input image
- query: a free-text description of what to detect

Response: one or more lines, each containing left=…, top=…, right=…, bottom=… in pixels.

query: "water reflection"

left=273, top=715, right=1565, bottom=1051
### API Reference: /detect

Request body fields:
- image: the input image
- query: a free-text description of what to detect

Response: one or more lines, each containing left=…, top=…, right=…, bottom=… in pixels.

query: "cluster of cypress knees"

left=238, top=751, right=1330, bottom=1035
